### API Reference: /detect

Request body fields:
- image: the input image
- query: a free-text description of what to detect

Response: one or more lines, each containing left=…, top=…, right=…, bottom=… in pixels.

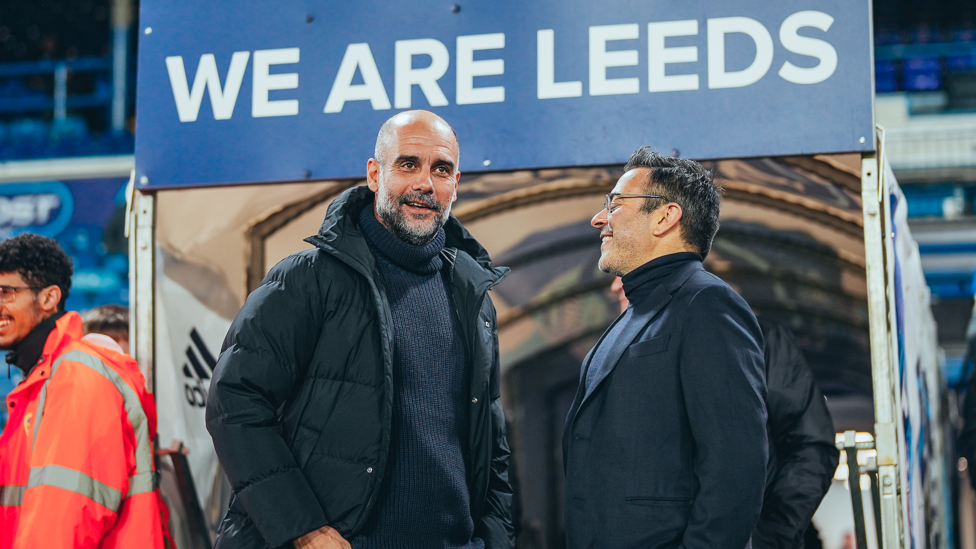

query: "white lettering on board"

left=778, top=11, right=838, bottom=85
left=647, top=20, right=699, bottom=92
left=707, top=17, right=774, bottom=89
left=324, top=43, right=392, bottom=113
left=0, top=194, right=61, bottom=227
left=456, top=33, right=506, bottom=105
left=34, top=195, right=60, bottom=224
left=537, top=29, right=582, bottom=99
left=395, top=39, right=451, bottom=109
left=589, top=24, right=640, bottom=96
left=165, top=52, right=250, bottom=122
left=162, top=10, right=843, bottom=122
left=252, top=48, right=300, bottom=117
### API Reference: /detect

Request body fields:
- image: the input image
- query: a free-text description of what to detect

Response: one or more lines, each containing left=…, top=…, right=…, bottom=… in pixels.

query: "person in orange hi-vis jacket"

left=0, top=233, right=167, bottom=548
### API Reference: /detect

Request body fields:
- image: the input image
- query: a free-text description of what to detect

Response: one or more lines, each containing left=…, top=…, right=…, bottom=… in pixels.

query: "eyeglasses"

left=0, top=285, right=39, bottom=303
left=604, top=193, right=671, bottom=215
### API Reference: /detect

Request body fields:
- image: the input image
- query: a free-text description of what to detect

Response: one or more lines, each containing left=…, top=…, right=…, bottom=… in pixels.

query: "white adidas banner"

left=155, top=260, right=234, bottom=545
left=887, top=162, right=948, bottom=549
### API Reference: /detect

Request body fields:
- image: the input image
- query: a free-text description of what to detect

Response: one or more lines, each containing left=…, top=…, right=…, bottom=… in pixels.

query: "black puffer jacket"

left=752, top=321, right=839, bottom=549
left=206, top=186, right=514, bottom=549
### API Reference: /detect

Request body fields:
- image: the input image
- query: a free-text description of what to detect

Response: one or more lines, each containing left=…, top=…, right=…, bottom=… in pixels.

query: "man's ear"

left=452, top=171, right=460, bottom=203
left=366, top=158, right=381, bottom=192
left=651, top=203, right=683, bottom=237
left=37, top=286, right=61, bottom=314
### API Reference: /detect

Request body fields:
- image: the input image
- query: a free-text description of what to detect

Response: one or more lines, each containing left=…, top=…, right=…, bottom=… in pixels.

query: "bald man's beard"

left=374, top=185, right=451, bottom=246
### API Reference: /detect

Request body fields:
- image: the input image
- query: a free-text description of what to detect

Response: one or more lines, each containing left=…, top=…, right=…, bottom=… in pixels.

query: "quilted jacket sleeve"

left=475, top=298, right=515, bottom=549
left=206, top=254, right=329, bottom=548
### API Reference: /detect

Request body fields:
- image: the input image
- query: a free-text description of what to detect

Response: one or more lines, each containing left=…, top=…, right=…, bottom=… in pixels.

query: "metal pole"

left=170, top=450, right=214, bottom=549
left=111, top=0, right=132, bottom=132
left=861, top=151, right=903, bottom=549
left=129, top=190, right=155, bottom=390
left=845, top=432, right=870, bottom=549
left=0, top=155, right=133, bottom=183
left=868, top=457, right=883, bottom=547
left=53, top=63, right=67, bottom=121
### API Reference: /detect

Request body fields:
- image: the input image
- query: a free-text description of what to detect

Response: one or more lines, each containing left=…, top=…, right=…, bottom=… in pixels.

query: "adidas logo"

left=182, top=328, right=215, bottom=408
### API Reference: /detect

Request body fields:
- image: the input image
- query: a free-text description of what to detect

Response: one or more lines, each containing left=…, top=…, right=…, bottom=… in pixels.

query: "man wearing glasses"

left=563, top=147, right=768, bottom=549
left=0, top=233, right=166, bottom=548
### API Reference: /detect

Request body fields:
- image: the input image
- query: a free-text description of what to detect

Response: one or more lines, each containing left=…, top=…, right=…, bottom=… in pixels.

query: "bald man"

left=207, top=111, right=514, bottom=549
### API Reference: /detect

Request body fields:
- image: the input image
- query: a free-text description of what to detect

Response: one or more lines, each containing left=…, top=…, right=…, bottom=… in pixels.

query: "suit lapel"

left=572, top=260, right=703, bottom=417
left=563, top=315, right=620, bottom=444
left=580, top=288, right=672, bottom=405
left=579, top=313, right=623, bottom=383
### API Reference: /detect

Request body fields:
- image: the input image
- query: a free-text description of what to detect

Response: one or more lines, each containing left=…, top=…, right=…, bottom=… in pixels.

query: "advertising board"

left=135, top=0, right=874, bottom=188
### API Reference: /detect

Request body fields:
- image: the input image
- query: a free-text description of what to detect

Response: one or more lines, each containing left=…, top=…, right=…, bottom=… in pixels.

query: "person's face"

left=592, top=168, right=661, bottom=276
left=0, top=271, right=58, bottom=349
left=367, top=117, right=460, bottom=246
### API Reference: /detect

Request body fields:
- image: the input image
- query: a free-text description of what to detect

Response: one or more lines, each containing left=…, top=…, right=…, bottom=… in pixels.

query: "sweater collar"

left=359, top=205, right=445, bottom=275
left=622, top=252, right=703, bottom=305
left=305, top=186, right=509, bottom=294
left=6, top=310, right=66, bottom=376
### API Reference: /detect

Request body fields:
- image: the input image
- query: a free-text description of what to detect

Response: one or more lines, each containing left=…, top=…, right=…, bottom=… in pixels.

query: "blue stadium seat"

left=902, top=185, right=956, bottom=218
left=104, top=252, right=128, bottom=276
left=6, top=118, right=49, bottom=160
left=947, top=53, right=976, bottom=73
left=0, top=79, right=33, bottom=99
left=951, top=27, right=976, bottom=43
left=876, top=60, right=899, bottom=92
left=906, top=194, right=947, bottom=217
left=0, top=110, right=134, bottom=161
left=875, top=29, right=904, bottom=46
left=49, top=116, right=88, bottom=140
left=97, top=131, right=134, bottom=155
left=909, top=25, right=941, bottom=45
left=903, top=57, right=942, bottom=91
left=49, top=116, right=91, bottom=157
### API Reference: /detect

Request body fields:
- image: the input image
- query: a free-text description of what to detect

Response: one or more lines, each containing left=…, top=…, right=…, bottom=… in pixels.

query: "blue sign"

left=135, top=0, right=874, bottom=189
left=0, top=182, right=74, bottom=238
left=0, top=178, right=131, bottom=311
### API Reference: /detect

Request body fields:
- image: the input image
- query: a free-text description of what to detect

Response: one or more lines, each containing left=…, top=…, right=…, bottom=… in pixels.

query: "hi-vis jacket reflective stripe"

left=0, top=312, right=165, bottom=548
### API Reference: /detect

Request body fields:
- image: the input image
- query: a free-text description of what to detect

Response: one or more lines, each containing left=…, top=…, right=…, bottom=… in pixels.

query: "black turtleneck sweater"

left=354, top=207, right=482, bottom=549
left=6, top=310, right=66, bottom=377
left=585, top=253, right=702, bottom=393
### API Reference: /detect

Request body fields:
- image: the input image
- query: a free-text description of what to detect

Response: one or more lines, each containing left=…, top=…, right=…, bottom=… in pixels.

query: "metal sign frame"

left=861, top=148, right=904, bottom=549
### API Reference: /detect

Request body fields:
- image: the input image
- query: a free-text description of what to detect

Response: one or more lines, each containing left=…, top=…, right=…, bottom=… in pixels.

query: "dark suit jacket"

left=563, top=259, right=768, bottom=549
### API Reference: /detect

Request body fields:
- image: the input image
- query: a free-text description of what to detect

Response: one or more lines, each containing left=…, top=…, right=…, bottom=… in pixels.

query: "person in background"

left=207, top=110, right=514, bottom=549
left=0, top=233, right=165, bottom=548
left=563, top=148, right=767, bottom=549
left=957, top=301, right=976, bottom=492
left=751, top=320, right=837, bottom=549
left=608, top=280, right=838, bottom=549
left=82, top=303, right=130, bottom=355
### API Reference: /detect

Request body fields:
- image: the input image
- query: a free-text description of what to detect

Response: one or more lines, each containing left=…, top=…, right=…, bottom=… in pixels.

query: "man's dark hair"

left=0, top=233, right=73, bottom=310
left=624, top=146, right=723, bottom=258
left=82, top=304, right=129, bottom=336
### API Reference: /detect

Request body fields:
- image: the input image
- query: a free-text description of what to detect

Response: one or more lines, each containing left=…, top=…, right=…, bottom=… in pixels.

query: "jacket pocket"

left=626, top=334, right=670, bottom=358
left=625, top=496, right=693, bottom=507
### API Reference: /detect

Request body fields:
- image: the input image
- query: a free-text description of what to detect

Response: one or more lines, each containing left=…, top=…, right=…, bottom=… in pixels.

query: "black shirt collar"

left=6, top=310, right=66, bottom=377
left=622, top=252, right=703, bottom=305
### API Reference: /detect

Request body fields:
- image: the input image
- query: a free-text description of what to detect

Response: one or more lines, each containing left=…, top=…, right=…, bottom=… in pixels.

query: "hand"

left=155, top=439, right=191, bottom=457
left=293, top=526, right=351, bottom=549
